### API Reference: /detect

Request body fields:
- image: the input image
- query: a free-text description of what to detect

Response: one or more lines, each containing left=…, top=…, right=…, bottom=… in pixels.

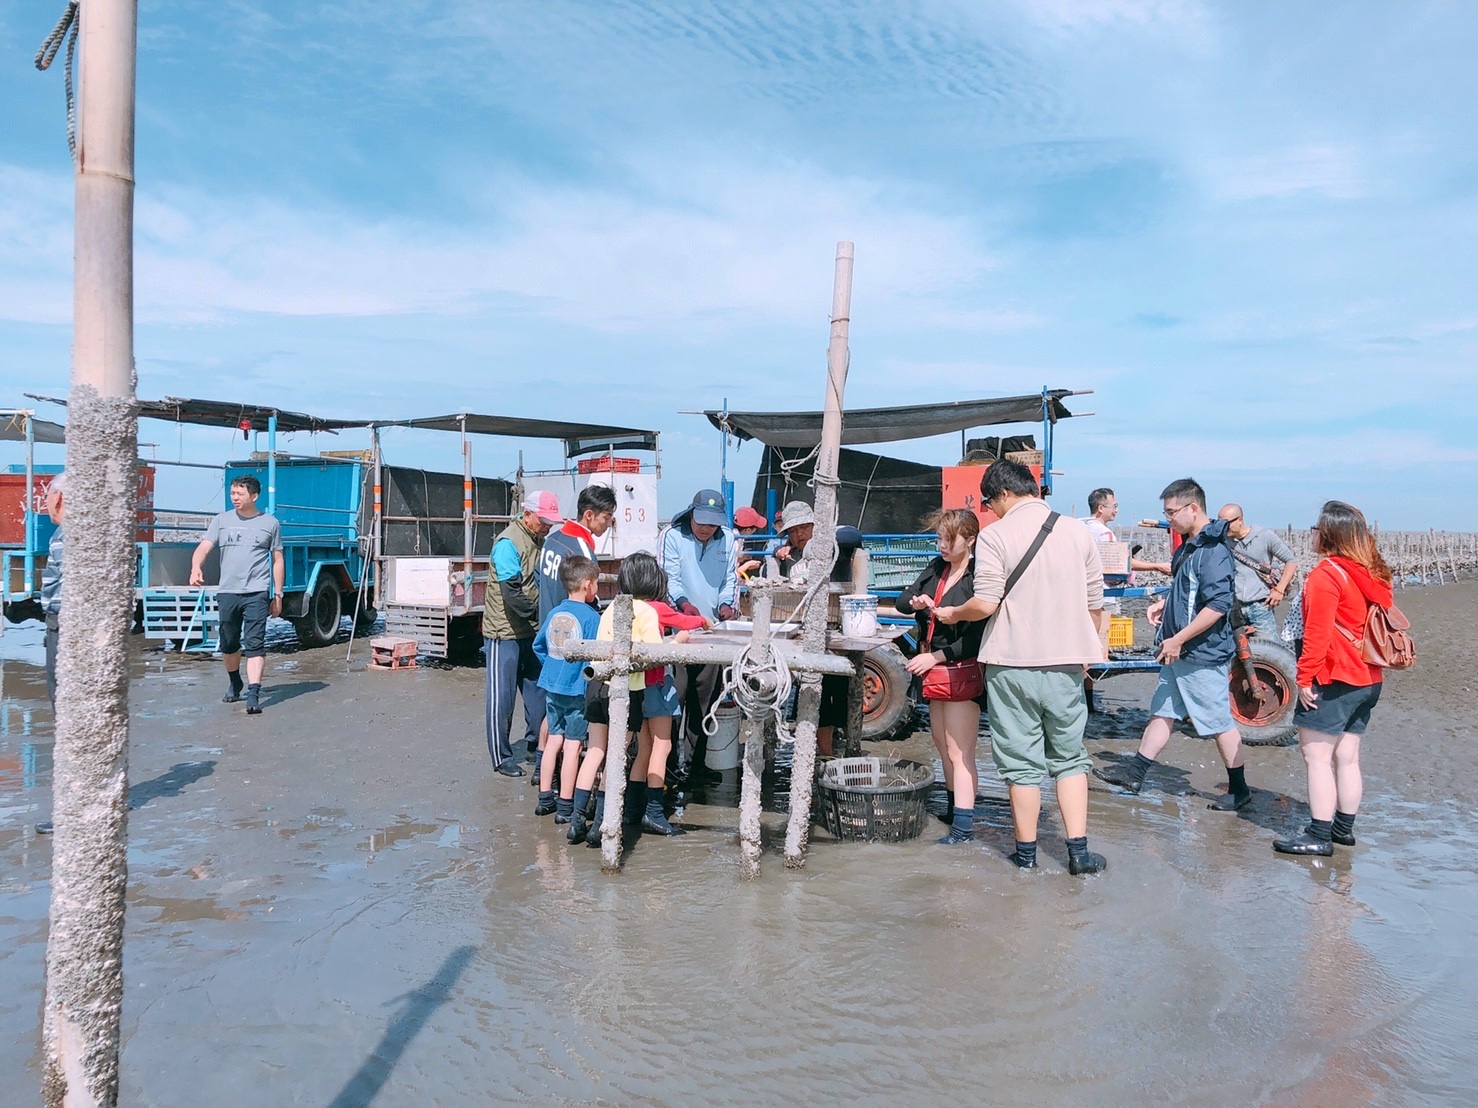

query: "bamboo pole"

left=784, top=241, right=854, bottom=869
left=43, top=1, right=138, bottom=1104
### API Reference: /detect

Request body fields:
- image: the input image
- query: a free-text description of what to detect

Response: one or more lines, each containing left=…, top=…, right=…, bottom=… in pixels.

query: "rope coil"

left=35, top=1, right=81, bottom=160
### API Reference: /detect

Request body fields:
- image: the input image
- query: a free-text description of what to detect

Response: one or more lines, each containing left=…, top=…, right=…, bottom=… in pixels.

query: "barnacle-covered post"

left=599, top=594, right=634, bottom=873
left=737, top=582, right=776, bottom=878
left=784, top=241, right=853, bottom=869
left=43, top=1, right=140, bottom=1103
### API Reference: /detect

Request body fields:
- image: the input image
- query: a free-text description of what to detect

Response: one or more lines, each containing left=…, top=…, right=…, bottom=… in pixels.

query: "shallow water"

left=2, top=586, right=1477, bottom=1105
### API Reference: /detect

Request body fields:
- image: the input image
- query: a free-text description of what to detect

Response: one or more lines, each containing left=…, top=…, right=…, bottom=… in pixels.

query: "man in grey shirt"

left=191, top=474, right=284, bottom=714
left=1216, top=504, right=1298, bottom=641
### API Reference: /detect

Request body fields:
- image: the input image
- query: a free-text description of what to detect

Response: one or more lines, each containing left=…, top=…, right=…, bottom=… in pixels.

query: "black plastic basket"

left=815, top=757, right=935, bottom=842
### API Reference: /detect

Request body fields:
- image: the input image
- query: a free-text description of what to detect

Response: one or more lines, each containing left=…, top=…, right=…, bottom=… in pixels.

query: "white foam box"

left=383, top=557, right=452, bottom=605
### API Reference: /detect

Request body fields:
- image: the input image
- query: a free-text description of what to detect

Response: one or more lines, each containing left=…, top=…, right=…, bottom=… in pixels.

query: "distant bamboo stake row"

left=1117, top=527, right=1475, bottom=587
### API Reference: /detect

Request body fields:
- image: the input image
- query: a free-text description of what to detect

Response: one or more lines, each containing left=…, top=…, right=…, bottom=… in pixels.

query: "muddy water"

left=2, top=586, right=1476, bottom=1105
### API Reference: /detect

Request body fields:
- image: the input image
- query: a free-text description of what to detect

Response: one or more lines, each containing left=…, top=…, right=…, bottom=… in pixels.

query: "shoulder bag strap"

left=1323, top=560, right=1367, bottom=645
left=923, top=566, right=951, bottom=649
left=999, top=511, right=1060, bottom=603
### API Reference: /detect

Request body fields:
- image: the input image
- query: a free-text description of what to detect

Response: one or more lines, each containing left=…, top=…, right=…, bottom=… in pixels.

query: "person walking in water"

left=1273, top=501, right=1392, bottom=857
left=1094, top=478, right=1251, bottom=810
left=936, top=461, right=1108, bottom=875
left=190, top=474, right=284, bottom=715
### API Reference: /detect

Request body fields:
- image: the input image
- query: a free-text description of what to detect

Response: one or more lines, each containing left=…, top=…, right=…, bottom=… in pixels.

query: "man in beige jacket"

left=938, top=460, right=1107, bottom=875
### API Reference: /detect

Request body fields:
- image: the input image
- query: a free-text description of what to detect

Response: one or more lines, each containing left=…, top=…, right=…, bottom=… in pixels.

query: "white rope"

left=701, top=637, right=798, bottom=747
left=35, top=2, right=80, bottom=161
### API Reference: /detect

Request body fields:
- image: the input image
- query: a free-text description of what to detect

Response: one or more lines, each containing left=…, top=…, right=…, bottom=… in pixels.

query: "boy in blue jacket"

left=532, top=556, right=602, bottom=823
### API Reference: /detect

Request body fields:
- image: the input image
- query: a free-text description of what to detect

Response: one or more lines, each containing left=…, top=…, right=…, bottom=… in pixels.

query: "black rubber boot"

left=642, top=790, right=685, bottom=836
left=584, top=792, right=605, bottom=849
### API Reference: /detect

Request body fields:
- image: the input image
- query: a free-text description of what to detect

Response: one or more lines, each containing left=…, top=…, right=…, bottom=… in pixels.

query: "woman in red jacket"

left=1274, top=501, right=1392, bottom=857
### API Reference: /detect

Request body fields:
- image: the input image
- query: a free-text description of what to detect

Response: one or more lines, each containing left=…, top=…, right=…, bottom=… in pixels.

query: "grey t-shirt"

left=205, top=509, right=282, bottom=593
left=1231, top=525, right=1296, bottom=603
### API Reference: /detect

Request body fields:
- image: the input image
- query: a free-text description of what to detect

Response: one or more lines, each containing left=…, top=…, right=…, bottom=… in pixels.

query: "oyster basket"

left=815, top=756, right=935, bottom=842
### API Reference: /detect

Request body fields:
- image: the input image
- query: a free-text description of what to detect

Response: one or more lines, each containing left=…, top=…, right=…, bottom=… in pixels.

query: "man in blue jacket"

left=1094, top=477, right=1251, bottom=810
left=661, top=488, right=738, bottom=784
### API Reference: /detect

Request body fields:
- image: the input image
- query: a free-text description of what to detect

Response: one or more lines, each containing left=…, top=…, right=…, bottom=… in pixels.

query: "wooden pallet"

left=369, top=635, right=417, bottom=670
left=383, top=604, right=448, bottom=657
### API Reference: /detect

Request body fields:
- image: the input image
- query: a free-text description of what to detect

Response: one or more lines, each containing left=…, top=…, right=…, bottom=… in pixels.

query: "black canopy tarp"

left=29, top=395, right=659, bottom=455
left=752, top=445, right=945, bottom=534
left=708, top=391, right=1076, bottom=449
left=0, top=412, right=67, bottom=444
left=374, top=414, right=657, bottom=456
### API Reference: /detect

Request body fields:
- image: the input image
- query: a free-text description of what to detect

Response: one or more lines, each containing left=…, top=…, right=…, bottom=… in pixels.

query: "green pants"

left=985, top=664, right=1091, bottom=787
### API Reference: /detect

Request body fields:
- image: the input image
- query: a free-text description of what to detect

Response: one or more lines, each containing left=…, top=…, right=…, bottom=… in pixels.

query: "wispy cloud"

left=1207, top=143, right=1366, bottom=203
left=0, top=156, right=997, bottom=332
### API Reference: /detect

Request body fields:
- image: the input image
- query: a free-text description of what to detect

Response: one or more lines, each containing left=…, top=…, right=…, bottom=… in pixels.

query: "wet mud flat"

left=2, top=585, right=1477, bottom=1106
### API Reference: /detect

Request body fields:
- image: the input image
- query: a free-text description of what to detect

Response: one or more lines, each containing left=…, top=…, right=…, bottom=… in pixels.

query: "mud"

left=2, top=585, right=1476, bottom=1105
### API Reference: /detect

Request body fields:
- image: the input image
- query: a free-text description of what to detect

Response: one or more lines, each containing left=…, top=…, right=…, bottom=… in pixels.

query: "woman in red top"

left=1274, top=501, right=1392, bottom=857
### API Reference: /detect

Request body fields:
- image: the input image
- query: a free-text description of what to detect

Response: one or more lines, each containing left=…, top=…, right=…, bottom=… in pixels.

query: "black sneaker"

left=567, top=815, right=588, bottom=844
left=494, top=762, right=526, bottom=779
left=533, top=797, right=557, bottom=816
left=1273, top=829, right=1333, bottom=857
left=1092, top=763, right=1145, bottom=794
left=1068, top=850, right=1107, bottom=876
left=1008, top=850, right=1038, bottom=869
left=1331, top=829, right=1356, bottom=847
left=222, top=691, right=243, bottom=704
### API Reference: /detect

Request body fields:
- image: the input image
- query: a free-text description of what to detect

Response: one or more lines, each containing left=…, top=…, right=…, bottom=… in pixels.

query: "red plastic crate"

left=576, top=456, right=641, bottom=474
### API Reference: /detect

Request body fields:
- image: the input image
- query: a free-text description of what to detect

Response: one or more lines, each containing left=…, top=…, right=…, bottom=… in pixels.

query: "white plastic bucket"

left=839, top=593, right=879, bottom=638
left=706, top=703, right=742, bottom=772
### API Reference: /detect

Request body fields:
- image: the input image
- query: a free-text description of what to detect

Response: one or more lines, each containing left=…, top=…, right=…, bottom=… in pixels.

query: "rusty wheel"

left=1230, top=638, right=1298, bottom=746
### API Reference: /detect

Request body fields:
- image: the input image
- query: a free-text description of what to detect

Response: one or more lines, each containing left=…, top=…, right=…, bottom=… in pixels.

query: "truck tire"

left=860, top=642, right=918, bottom=742
left=1231, top=637, right=1299, bottom=746
left=292, top=576, right=342, bottom=648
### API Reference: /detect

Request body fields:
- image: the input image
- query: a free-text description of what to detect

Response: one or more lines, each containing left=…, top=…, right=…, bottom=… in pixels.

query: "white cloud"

left=0, top=156, right=999, bottom=335
left=1207, top=143, right=1366, bottom=203
left=1013, top=0, right=1208, bottom=32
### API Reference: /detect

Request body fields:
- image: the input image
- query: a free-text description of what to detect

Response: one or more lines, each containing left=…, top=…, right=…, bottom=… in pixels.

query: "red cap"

left=733, top=506, right=767, bottom=529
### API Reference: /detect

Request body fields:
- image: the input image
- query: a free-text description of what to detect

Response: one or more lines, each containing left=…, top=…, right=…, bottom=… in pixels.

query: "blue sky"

left=4, top=0, right=1476, bottom=527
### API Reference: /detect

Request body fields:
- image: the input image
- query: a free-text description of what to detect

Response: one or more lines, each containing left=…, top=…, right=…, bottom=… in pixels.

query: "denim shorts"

left=1295, top=680, right=1382, bottom=737
left=1150, top=659, right=1234, bottom=738
left=544, top=691, right=589, bottom=742
left=643, top=674, right=681, bottom=718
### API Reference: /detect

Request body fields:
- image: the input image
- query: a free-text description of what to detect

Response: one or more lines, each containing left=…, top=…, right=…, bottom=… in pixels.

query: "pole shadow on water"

left=128, top=760, right=215, bottom=811
left=266, top=680, right=329, bottom=707
left=327, top=944, right=476, bottom=1108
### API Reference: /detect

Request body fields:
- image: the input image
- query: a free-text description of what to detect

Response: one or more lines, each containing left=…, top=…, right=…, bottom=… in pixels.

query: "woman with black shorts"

left=1274, top=501, right=1392, bottom=857
left=896, top=509, right=986, bottom=845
